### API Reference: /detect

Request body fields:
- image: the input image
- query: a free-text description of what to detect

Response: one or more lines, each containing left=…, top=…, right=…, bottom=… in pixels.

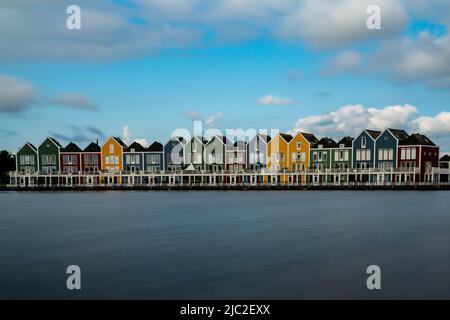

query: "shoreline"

left=1, top=185, right=449, bottom=191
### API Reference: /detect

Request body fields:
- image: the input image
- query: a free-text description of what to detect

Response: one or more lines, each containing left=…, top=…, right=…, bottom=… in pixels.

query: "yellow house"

left=268, top=133, right=292, bottom=171
left=288, top=132, right=319, bottom=183
left=101, top=137, right=127, bottom=183
left=268, top=133, right=292, bottom=183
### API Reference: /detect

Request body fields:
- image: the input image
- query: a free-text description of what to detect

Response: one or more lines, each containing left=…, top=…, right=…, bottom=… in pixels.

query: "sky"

left=0, top=0, right=449, bottom=155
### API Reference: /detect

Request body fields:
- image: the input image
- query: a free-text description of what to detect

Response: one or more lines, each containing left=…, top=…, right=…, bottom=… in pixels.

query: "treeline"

left=0, top=150, right=15, bottom=185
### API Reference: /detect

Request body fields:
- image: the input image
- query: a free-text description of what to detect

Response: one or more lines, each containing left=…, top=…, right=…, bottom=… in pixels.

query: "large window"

left=356, top=149, right=371, bottom=161
left=63, top=155, right=78, bottom=165
left=20, top=155, right=35, bottom=165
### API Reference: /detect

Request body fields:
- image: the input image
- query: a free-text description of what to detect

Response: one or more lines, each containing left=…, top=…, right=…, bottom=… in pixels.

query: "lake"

left=0, top=190, right=449, bottom=299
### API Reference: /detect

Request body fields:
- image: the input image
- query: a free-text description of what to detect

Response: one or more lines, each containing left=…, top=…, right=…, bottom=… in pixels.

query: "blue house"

left=123, top=141, right=145, bottom=173
left=374, top=128, right=409, bottom=183
left=352, top=129, right=381, bottom=170
left=164, top=136, right=186, bottom=171
left=145, top=142, right=164, bottom=172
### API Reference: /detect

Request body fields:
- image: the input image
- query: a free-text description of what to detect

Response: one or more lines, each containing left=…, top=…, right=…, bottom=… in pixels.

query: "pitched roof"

left=400, top=133, right=436, bottom=146
left=279, top=133, right=293, bottom=142
left=258, top=134, right=271, bottom=142
left=83, top=142, right=101, bottom=152
left=61, top=142, right=81, bottom=153
left=338, top=136, right=354, bottom=148
left=300, top=132, right=319, bottom=144
left=316, top=137, right=338, bottom=148
left=112, top=136, right=127, bottom=147
left=194, top=136, right=208, bottom=145
left=440, top=154, right=450, bottom=162
left=147, top=141, right=163, bottom=152
left=388, top=128, right=409, bottom=140
left=25, top=142, right=37, bottom=152
left=48, top=137, right=62, bottom=147
left=125, top=141, right=146, bottom=152
left=212, top=135, right=229, bottom=145
left=365, top=129, right=381, bottom=139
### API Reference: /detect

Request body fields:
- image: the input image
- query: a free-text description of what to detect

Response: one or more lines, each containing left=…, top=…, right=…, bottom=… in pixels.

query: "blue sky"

left=1, top=0, right=449, bottom=154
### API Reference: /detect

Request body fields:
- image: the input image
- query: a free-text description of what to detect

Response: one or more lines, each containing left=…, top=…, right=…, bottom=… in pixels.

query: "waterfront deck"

left=6, top=167, right=450, bottom=190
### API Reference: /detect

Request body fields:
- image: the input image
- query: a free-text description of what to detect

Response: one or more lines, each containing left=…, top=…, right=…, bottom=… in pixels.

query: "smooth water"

left=0, top=191, right=449, bottom=299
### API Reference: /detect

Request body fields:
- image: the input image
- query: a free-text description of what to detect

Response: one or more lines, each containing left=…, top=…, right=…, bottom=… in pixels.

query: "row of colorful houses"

left=14, top=128, right=448, bottom=185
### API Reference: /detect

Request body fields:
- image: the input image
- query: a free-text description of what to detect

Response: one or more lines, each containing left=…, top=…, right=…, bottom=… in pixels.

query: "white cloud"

left=134, top=138, right=149, bottom=147
left=0, top=1, right=202, bottom=61
left=50, top=93, right=97, bottom=110
left=322, top=50, right=363, bottom=75
left=277, top=0, right=408, bottom=49
left=0, top=74, right=37, bottom=112
left=182, top=110, right=223, bottom=128
left=122, top=125, right=149, bottom=146
left=183, top=110, right=202, bottom=121
left=294, top=104, right=417, bottom=137
left=122, top=126, right=131, bottom=145
left=205, top=112, right=223, bottom=128
left=412, top=112, right=450, bottom=136
left=258, top=94, right=294, bottom=105
left=0, top=0, right=413, bottom=61
left=375, top=32, right=450, bottom=88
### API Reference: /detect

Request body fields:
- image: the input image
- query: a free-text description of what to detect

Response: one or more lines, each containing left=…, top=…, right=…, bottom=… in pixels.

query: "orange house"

left=101, top=137, right=127, bottom=183
left=288, top=132, right=319, bottom=183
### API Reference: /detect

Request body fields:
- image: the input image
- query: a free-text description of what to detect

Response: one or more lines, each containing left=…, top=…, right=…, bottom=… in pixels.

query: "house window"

left=411, top=148, right=416, bottom=159
left=109, top=144, right=114, bottom=154
left=401, top=148, right=406, bottom=160
left=296, top=141, right=301, bottom=150
left=313, top=152, right=318, bottom=161
left=361, top=137, right=366, bottom=148
left=323, top=153, right=327, bottom=162
left=356, top=150, right=361, bottom=161
left=406, top=148, right=411, bottom=160
left=115, top=156, right=119, bottom=164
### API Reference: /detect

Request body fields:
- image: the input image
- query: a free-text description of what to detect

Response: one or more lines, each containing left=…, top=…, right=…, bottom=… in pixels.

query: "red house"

left=81, top=141, right=102, bottom=186
left=398, top=134, right=439, bottom=183
left=60, top=142, right=82, bottom=185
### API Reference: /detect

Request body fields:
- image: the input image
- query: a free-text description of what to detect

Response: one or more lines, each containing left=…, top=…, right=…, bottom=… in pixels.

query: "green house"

left=310, top=137, right=338, bottom=171
left=16, top=142, right=38, bottom=174
left=38, top=137, right=62, bottom=174
left=331, top=136, right=354, bottom=170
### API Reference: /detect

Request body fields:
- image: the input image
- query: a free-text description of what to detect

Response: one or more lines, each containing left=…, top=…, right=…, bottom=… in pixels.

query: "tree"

left=0, top=150, right=16, bottom=185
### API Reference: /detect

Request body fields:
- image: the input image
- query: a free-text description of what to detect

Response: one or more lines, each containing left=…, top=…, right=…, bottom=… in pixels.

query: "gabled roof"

left=338, top=136, right=354, bottom=148
left=365, top=129, right=381, bottom=139
left=400, top=133, right=436, bottom=146
left=48, top=137, right=62, bottom=148
left=61, top=142, right=81, bottom=153
left=250, top=134, right=271, bottom=143
left=315, top=137, right=338, bottom=149
left=113, top=137, right=127, bottom=147
left=299, top=132, right=319, bottom=144
left=208, top=135, right=229, bottom=145
left=83, top=142, right=101, bottom=152
left=17, top=142, right=37, bottom=154
left=259, top=134, right=271, bottom=143
left=28, top=143, right=37, bottom=151
left=440, top=154, right=450, bottom=162
left=147, top=141, right=163, bottom=152
left=279, top=133, right=293, bottom=143
left=125, top=141, right=146, bottom=152
left=387, top=128, right=409, bottom=140
left=164, top=136, right=187, bottom=147
left=193, top=136, right=208, bottom=145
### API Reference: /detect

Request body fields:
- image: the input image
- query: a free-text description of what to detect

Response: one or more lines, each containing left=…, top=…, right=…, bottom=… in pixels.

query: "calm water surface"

left=0, top=191, right=449, bottom=299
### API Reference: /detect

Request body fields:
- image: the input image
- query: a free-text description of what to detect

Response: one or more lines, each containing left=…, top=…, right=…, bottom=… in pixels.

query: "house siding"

left=38, top=138, right=60, bottom=174
left=353, top=131, right=376, bottom=169
left=16, top=144, right=38, bottom=174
